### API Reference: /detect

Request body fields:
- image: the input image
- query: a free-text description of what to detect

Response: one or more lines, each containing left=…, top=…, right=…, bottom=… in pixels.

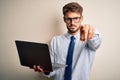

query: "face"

left=64, top=11, right=83, bottom=35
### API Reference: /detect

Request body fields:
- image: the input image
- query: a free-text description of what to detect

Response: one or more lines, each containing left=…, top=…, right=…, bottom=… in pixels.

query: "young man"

left=32, top=2, right=102, bottom=80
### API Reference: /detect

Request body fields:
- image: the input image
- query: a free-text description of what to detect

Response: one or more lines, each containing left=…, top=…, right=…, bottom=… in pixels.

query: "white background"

left=0, top=0, right=120, bottom=80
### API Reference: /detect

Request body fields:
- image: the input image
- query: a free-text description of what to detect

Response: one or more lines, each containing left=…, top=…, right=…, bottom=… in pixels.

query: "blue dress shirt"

left=44, top=29, right=102, bottom=80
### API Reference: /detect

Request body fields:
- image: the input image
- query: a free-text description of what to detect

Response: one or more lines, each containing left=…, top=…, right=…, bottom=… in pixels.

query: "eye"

left=66, top=18, right=71, bottom=20
left=74, top=17, right=80, bottom=20
left=73, top=17, right=80, bottom=22
left=64, top=18, right=72, bottom=22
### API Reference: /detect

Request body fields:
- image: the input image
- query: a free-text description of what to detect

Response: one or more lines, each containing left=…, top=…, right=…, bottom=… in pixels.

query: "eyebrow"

left=64, top=17, right=81, bottom=19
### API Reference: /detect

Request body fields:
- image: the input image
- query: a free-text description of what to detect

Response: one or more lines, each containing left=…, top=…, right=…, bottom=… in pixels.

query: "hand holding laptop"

left=31, top=65, right=43, bottom=72
left=30, top=65, right=50, bottom=75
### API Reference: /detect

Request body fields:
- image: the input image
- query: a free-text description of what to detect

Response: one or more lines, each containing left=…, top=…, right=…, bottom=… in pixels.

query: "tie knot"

left=71, top=36, right=75, bottom=41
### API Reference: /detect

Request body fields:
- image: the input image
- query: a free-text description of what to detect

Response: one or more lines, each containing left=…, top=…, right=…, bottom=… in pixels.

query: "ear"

left=63, top=16, right=66, bottom=23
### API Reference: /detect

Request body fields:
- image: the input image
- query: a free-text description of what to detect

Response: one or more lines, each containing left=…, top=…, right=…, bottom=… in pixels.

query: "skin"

left=31, top=11, right=95, bottom=72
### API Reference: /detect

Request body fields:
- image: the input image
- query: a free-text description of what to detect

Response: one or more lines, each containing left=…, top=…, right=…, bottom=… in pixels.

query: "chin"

left=68, top=28, right=80, bottom=34
left=69, top=30, right=77, bottom=33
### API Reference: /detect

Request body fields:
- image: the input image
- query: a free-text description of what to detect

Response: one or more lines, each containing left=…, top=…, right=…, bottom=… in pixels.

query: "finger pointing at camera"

left=80, top=24, right=95, bottom=42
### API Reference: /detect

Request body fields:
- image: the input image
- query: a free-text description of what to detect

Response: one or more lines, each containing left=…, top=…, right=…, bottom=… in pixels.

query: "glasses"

left=64, top=17, right=81, bottom=23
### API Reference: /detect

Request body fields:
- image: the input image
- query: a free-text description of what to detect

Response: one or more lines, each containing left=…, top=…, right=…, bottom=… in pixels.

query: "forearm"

left=87, top=29, right=102, bottom=51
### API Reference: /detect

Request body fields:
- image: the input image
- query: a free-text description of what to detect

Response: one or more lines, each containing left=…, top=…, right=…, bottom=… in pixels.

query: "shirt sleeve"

left=87, top=28, right=102, bottom=51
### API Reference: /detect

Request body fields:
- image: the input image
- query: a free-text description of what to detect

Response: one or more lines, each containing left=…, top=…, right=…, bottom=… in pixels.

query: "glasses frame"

left=64, top=17, right=81, bottom=24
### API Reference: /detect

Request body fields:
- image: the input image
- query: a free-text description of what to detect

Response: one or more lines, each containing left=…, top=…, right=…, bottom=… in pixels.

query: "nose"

left=71, top=19, right=75, bottom=24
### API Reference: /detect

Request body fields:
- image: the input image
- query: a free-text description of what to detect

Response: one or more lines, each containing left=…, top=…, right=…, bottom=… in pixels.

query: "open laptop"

left=15, top=40, right=67, bottom=72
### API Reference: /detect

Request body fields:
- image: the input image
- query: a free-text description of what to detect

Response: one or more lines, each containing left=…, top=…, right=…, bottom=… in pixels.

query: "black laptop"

left=15, top=40, right=53, bottom=72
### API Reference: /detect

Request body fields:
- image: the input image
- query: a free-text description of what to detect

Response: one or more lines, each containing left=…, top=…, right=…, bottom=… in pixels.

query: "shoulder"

left=51, top=34, right=66, bottom=41
left=50, top=34, right=67, bottom=45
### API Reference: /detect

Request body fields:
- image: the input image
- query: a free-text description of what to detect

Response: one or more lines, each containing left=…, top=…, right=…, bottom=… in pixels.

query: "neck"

left=68, top=30, right=80, bottom=36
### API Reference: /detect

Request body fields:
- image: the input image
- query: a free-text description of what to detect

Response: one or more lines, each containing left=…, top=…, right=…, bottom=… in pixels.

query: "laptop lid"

left=15, top=40, right=53, bottom=72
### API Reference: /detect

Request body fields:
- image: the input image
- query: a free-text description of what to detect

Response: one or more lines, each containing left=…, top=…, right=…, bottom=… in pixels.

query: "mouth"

left=69, top=25, right=76, bottom=29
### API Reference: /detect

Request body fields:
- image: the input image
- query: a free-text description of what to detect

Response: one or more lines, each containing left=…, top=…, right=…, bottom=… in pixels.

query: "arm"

left=80, top=24, right=102, bottom=51
left=87, top=29, right=102, bottom=51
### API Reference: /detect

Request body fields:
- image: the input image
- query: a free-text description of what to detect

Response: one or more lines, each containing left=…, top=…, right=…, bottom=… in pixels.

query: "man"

left=32, top=2, right=102, bottom=80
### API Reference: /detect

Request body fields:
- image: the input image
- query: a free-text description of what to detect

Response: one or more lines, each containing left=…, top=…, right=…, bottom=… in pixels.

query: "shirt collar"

left=64, top=32, right=80, bottom=40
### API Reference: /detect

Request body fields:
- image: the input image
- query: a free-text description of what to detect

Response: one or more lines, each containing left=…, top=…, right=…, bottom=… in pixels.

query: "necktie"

left=64, top=36, right=75, bottom=80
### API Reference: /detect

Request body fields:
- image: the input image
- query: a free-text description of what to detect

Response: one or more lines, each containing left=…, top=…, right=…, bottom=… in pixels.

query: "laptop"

left=15, top=40, right=67, bottom=72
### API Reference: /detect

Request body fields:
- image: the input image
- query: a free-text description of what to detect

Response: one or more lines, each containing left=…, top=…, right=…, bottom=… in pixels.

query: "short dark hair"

left=63, top=2, right=83, bottom=16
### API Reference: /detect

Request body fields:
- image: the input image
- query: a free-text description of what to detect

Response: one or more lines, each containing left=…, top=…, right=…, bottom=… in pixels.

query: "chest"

left=54, top=38, right=83, bottom=64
